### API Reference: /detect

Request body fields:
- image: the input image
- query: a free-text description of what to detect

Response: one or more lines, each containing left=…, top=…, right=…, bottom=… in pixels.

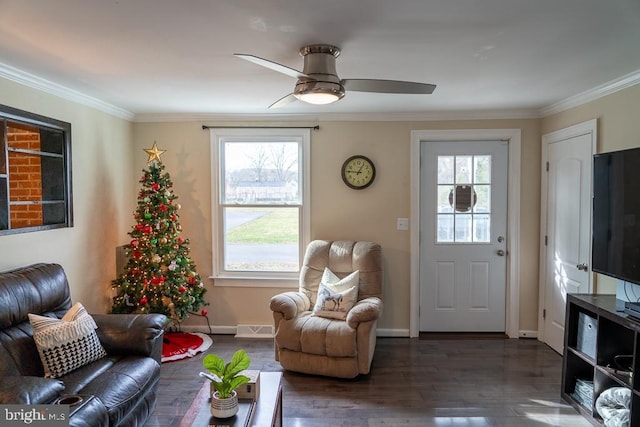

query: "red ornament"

left=130, top=239, right=139, bottom=248
left=188, top=276, right=196, bottom=285
left=151, top=183, right=160, bottom=191
left=160, top=204, right=168, bottom=212
left=178, top=286, right=186, bottom=293
left=140, top=297, right=148, bottom=305
left=143, top=225, right=152, bottom=234
left=151, top=276, right=160, bottom=285
left=177, top=237, right=185, bottom=244
left=136, top=224, right=144, bottom=230
left=201, top=309, right=208, bottom=316
left=133, top=250, right=142, bottom=259
left=172, top=215, right=177, bottom=221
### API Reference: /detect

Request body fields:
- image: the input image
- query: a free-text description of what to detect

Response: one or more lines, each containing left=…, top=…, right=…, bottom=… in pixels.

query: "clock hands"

left=346, top=164, right=367, bottom=175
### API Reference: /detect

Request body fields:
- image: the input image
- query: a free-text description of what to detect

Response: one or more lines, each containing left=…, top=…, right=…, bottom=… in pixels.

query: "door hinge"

left=543, top=309, right=546, bottom=319
left=546, top=161, right=549, bottom=172
left=545, top=235, right=548, bottom=246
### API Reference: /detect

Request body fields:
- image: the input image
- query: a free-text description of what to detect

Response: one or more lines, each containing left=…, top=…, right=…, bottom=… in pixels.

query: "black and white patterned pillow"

left=29, top=302, right=107, bottom=378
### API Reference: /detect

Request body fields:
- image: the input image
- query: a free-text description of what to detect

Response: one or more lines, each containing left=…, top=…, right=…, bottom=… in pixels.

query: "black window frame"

left=0, top=104, right=73, bottom=235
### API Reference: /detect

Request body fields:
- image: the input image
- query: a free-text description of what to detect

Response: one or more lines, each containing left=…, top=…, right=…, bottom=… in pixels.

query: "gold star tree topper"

left=144, top=142, right=166, bottom=163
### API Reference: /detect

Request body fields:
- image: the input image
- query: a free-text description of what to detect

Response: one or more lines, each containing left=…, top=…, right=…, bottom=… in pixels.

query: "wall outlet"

left=397, top=218, right=409, bottom=230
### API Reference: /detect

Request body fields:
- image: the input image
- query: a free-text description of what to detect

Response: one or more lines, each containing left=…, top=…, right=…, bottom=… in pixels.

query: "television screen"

left=592, top=147, right=640, bottom=284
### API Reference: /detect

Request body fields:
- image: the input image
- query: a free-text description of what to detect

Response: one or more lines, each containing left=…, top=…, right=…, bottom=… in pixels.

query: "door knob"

left=497, top=249, right=505, bottom=256
left=576, top=263, right=589, bottom=271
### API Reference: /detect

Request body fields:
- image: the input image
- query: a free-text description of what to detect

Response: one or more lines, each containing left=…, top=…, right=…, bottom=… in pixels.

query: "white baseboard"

left=519, top=330, right=538, bottom=339
left=376, top=328, right=410, bottom=337
left=177, top=324, right=236, bottom=335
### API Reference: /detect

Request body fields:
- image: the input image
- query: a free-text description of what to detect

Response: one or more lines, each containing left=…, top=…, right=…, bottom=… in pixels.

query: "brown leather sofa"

left=270, top=240, right=383, bottom=378
left=0, top=263, right=166, bottom=427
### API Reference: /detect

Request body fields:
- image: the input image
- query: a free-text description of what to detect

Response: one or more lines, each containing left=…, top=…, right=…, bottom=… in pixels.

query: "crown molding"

left=540, top=69, right=640, bottom=117
left=0, top=62, right=134, bottom=120
left=133, top=108, right=541, bottom=123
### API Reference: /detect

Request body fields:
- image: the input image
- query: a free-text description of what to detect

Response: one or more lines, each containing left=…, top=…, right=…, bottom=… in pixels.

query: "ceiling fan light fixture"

left=294, top=80, right=345, bottom=105
left=295, top=91, right=340, bottom=105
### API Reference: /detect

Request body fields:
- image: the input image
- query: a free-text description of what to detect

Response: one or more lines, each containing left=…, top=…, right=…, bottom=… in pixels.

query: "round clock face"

left=341, top=155, right=376, bottom=190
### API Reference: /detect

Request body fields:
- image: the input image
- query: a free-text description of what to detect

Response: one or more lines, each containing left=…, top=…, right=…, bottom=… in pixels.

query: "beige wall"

left=5, top=72, right=635, bottom=335
left=0, top=78, right=135, bottom=313
left=133, top=118, right=542, bottom=334
left=542, top=84, right=640, bottom=294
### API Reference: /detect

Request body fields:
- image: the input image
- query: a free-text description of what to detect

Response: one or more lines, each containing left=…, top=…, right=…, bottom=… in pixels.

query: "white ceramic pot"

left=210, top=390, right=238, bottom=418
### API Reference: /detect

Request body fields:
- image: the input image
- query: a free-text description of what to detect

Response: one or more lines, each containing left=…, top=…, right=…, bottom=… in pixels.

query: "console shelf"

left=563, top=294, right=639, bottom=426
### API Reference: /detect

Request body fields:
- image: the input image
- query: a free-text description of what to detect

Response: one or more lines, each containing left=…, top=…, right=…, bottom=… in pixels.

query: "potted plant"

left=202, top=349, right=251, bottom=418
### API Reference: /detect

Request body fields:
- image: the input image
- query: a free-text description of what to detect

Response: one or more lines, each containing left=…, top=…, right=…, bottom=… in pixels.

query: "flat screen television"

left=592, top=147, right=640, bottom=284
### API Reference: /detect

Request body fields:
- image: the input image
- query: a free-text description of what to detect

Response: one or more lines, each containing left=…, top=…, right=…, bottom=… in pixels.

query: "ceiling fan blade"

left=342, top=79, right=436, bottom=94
left=234, top=54, right=310, bottom=80
left=269, top=93, right=298, bottom=109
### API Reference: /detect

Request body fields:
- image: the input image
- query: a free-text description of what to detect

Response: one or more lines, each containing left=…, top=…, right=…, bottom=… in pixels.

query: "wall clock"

left=341, top=155, right=376, bottom=190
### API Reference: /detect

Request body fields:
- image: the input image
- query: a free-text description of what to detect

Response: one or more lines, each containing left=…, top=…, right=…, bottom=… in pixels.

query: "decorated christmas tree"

left=112, top=143, right=207, bottom=322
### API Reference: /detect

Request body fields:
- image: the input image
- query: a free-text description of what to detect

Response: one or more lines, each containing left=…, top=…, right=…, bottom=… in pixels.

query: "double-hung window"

left=210, top=128, right=310, bottom=284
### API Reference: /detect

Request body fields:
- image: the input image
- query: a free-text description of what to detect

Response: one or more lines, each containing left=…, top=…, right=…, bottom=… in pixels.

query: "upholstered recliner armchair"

left=269, top=240, right=383, bottom=378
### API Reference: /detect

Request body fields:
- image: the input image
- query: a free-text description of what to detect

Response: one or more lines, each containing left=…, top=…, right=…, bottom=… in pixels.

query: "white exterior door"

left=420, top=140, right=508, bottom=332
left=540, top=120, right=595, bottom=354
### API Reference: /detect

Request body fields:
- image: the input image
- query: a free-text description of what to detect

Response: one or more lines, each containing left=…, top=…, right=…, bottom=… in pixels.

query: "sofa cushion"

left=77, top=356, right=161, bottom=426
left=29, top=302, right=107, bottom=378
left=275, top=312, right=357, bottom=357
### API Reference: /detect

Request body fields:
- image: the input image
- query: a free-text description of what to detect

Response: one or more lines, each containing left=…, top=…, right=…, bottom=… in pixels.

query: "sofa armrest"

left=346, top=297, right=383, bottom=329
left=0, top=376, right=64, bottom=404
left=270, top=292, right=310, bottom=320
left=92, top=313, right=167, bottom=364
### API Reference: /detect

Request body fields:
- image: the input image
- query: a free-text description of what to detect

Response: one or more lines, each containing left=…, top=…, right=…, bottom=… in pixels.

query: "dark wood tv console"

left=563, top=294, right=639, bottom=426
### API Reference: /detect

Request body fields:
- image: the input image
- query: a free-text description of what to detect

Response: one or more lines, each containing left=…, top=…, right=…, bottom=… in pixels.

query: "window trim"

left=0, top=104, right=73, bottom=235
left=209, top=128, right=310, bottom=286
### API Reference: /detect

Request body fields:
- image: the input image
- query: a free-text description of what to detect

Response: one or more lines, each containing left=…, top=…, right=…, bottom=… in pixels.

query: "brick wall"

left=8, top=125, right=43, bottom=228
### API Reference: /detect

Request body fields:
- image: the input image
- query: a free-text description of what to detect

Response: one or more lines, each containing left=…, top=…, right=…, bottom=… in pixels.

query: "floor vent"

left=235, top=324, right=274, bottom=339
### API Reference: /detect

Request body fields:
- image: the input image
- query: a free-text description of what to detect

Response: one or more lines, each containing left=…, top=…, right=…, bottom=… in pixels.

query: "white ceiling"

left=1, top=0, right=639, bottom=121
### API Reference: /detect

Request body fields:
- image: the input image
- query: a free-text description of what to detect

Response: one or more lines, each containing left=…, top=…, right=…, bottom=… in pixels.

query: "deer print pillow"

left=312, top=268, right=359, bottom=320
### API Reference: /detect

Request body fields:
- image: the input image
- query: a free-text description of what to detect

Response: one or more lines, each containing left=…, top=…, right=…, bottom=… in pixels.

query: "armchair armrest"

left=0, top=376, right=64, bottom=404
left=346, top=297, right=383, bottom=329
left=270, top=291, right=311, bottom=320
left=92, top=313, right=167, bottom=363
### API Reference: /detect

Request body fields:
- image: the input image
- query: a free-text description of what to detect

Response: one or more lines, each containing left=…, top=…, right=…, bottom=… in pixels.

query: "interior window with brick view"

left=0, top=104, right=72, bottom=235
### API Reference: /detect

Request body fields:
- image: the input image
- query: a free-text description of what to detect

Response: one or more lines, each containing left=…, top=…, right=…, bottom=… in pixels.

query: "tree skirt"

left=162, top=332, right=212, bottom=363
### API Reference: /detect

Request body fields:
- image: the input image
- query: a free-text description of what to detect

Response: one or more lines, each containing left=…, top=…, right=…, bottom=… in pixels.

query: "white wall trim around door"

left=409, top=129, right=522, bottom=338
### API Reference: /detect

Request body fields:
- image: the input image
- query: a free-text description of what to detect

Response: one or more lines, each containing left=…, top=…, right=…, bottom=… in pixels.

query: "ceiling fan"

left=235, top=44, right=436, bottom=108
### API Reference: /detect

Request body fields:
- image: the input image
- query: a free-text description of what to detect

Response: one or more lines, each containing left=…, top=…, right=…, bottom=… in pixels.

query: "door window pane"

left=437, top=156, right=454, bottom=184
left=436, top=154, right=492, bottom=243
left=455, top=156, right=472, bottom=184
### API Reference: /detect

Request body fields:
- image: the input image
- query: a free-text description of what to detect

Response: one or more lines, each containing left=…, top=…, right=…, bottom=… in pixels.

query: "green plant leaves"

left=203, top=350, right=251, bottom=398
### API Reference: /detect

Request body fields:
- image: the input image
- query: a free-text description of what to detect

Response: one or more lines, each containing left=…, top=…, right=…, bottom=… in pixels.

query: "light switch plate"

left=397, top=218, right=409, bottom=230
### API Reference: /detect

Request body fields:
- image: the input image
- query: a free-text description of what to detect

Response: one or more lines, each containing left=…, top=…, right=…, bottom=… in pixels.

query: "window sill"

left=209, top=274, right=299, bottom=288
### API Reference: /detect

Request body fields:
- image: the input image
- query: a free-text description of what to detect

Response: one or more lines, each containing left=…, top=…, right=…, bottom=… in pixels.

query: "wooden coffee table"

left=179, top=372, right=283, bottom=427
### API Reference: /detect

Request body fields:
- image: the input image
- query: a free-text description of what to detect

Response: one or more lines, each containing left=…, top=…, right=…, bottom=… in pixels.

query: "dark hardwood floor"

left=144, top=335, right=591, bottom=427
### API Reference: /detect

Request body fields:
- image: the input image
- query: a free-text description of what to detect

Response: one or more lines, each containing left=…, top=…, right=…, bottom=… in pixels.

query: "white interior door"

left=419, top=140, right=508, bottom=332
left=541, top=121, right=595, bottom=353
